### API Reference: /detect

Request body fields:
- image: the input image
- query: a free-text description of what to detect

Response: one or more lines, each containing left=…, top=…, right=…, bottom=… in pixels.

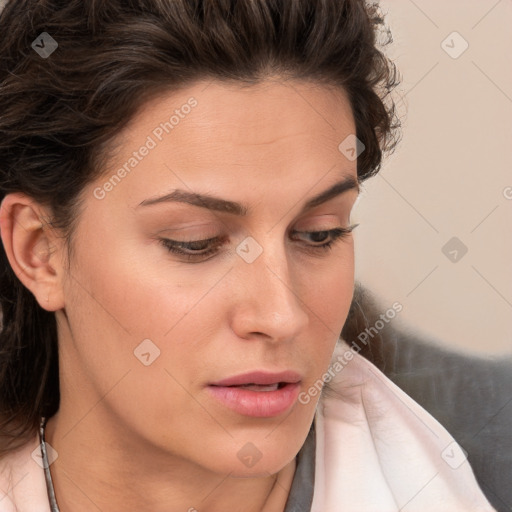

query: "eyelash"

left=159, top=224, right=359, bottom=262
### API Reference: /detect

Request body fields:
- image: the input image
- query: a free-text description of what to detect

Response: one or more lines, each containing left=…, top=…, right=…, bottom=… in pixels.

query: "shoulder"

left=0, top=433, right=50, bottom=512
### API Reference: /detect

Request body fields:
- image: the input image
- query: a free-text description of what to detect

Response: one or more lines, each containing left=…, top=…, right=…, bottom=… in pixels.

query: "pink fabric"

left=0, top=434, right=50, bottom=512
left=0, top=340, right=495, bottom=511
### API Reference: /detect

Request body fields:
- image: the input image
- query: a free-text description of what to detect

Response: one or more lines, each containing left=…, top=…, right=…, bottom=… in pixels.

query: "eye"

left=159, top=224, right=359, bottom=262
left=159, top=235, right=224, bottom=262
left=290, top=224, right=359, bottom=253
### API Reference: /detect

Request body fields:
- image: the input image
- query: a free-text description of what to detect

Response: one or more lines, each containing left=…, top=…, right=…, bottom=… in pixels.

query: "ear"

left=0, top=193, right=65, bottom=312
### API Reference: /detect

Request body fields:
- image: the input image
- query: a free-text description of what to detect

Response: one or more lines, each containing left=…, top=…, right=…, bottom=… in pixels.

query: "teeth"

left=237, top=383, right=280, bottom=392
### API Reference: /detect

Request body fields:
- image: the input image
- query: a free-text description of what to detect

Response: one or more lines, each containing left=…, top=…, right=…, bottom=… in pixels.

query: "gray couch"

left=341, top=284, right=512, bottom=511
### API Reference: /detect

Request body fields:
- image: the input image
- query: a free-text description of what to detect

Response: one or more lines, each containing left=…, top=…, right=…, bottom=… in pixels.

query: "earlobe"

left=0, top=193, right=65, bottom=312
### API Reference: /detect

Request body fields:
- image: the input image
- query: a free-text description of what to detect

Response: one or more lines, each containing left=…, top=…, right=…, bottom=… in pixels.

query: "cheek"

left=60, top=242, right=221, bottom=435
left=300, top=246, right=355, bottom=327
left=67, top=232, right=209, bottom=334
left=304, top=248, right=355, bottom=365
left=61, top=233, right=232, bottom=394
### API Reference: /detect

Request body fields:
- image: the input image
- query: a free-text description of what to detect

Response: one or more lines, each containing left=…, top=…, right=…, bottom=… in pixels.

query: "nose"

left=229, top=238, right=309, bottom=343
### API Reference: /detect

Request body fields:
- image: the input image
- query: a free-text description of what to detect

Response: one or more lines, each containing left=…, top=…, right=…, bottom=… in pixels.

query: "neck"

left=44, top=411, right=297, bottom=512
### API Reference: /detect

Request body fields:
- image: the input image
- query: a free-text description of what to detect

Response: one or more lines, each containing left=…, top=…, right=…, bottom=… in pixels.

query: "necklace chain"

left=39, top=417, right=61, bottom=512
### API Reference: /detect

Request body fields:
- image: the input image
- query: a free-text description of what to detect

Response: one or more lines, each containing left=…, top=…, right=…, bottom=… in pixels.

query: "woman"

left=0, top=0, right=495, bottom=510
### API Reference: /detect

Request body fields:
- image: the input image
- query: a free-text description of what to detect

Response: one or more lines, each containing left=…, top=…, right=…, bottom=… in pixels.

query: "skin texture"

left=0, top=78, right=360, bottom=511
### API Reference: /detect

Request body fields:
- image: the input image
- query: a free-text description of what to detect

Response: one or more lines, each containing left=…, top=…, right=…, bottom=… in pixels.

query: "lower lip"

left=206, top=382, right=301, bottom=418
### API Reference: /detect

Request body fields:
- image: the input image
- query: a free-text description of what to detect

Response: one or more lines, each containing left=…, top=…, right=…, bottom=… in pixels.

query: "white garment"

left=0, top=339, right=495, bottom=511
left=311, top=340, right=495, bottom=511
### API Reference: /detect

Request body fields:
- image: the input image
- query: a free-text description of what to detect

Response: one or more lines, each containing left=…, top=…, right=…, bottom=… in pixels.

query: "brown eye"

left=160, top=236, right=223, bottom=261
left=291, top=225, right=358, bottom=251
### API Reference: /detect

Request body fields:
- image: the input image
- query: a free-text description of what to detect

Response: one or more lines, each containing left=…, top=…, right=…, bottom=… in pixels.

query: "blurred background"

left=353, top=0, right=512, bottom=355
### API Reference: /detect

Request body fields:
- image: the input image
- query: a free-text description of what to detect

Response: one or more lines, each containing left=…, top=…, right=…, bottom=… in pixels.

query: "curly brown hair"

left=0, top=0, right=401, bottom=454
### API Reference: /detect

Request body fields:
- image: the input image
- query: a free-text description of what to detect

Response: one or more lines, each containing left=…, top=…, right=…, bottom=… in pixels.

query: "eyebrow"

left=138, top=175, right=359, bottom=216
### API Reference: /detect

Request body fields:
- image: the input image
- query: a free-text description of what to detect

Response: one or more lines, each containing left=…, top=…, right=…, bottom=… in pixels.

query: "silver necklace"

left=39, top=417, right=61, bottom=512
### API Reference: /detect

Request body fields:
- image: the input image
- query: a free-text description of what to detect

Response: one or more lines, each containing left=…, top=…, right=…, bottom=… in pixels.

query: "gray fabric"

left=283, top=422, right=315, bottom=512
left=380, top=327, right=512, bottom=512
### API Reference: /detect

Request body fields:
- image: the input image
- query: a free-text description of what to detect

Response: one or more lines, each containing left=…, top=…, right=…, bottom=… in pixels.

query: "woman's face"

left=56, top=78, right=359, bottom=477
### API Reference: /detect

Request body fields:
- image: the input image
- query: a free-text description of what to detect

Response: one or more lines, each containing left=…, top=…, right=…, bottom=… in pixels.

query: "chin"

left=207, top=441, right=298, bottom=479
left=226, top=459, right=292, bottom=479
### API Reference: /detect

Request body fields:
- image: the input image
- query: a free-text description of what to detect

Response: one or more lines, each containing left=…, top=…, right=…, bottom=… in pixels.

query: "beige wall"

left=353, top=0, right=512, bottom=355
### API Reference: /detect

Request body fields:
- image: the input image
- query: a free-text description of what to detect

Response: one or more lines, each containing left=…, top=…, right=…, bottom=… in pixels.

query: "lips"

left=209, top=370, right=302, bottom=387
left=207, top=370, right=302, bottom=417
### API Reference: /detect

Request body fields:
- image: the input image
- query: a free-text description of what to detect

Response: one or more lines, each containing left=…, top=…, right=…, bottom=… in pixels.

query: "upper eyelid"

left=163, top=226, right=354, bottom=246
left=166, top=226, right=348, bottom=241
left=160, top=215, right=352, bottom=237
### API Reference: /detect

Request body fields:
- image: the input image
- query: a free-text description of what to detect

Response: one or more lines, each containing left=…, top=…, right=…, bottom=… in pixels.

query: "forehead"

left=89, top=78, right=358, bottom=214
left=114, top=78, right=355, bottom=157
